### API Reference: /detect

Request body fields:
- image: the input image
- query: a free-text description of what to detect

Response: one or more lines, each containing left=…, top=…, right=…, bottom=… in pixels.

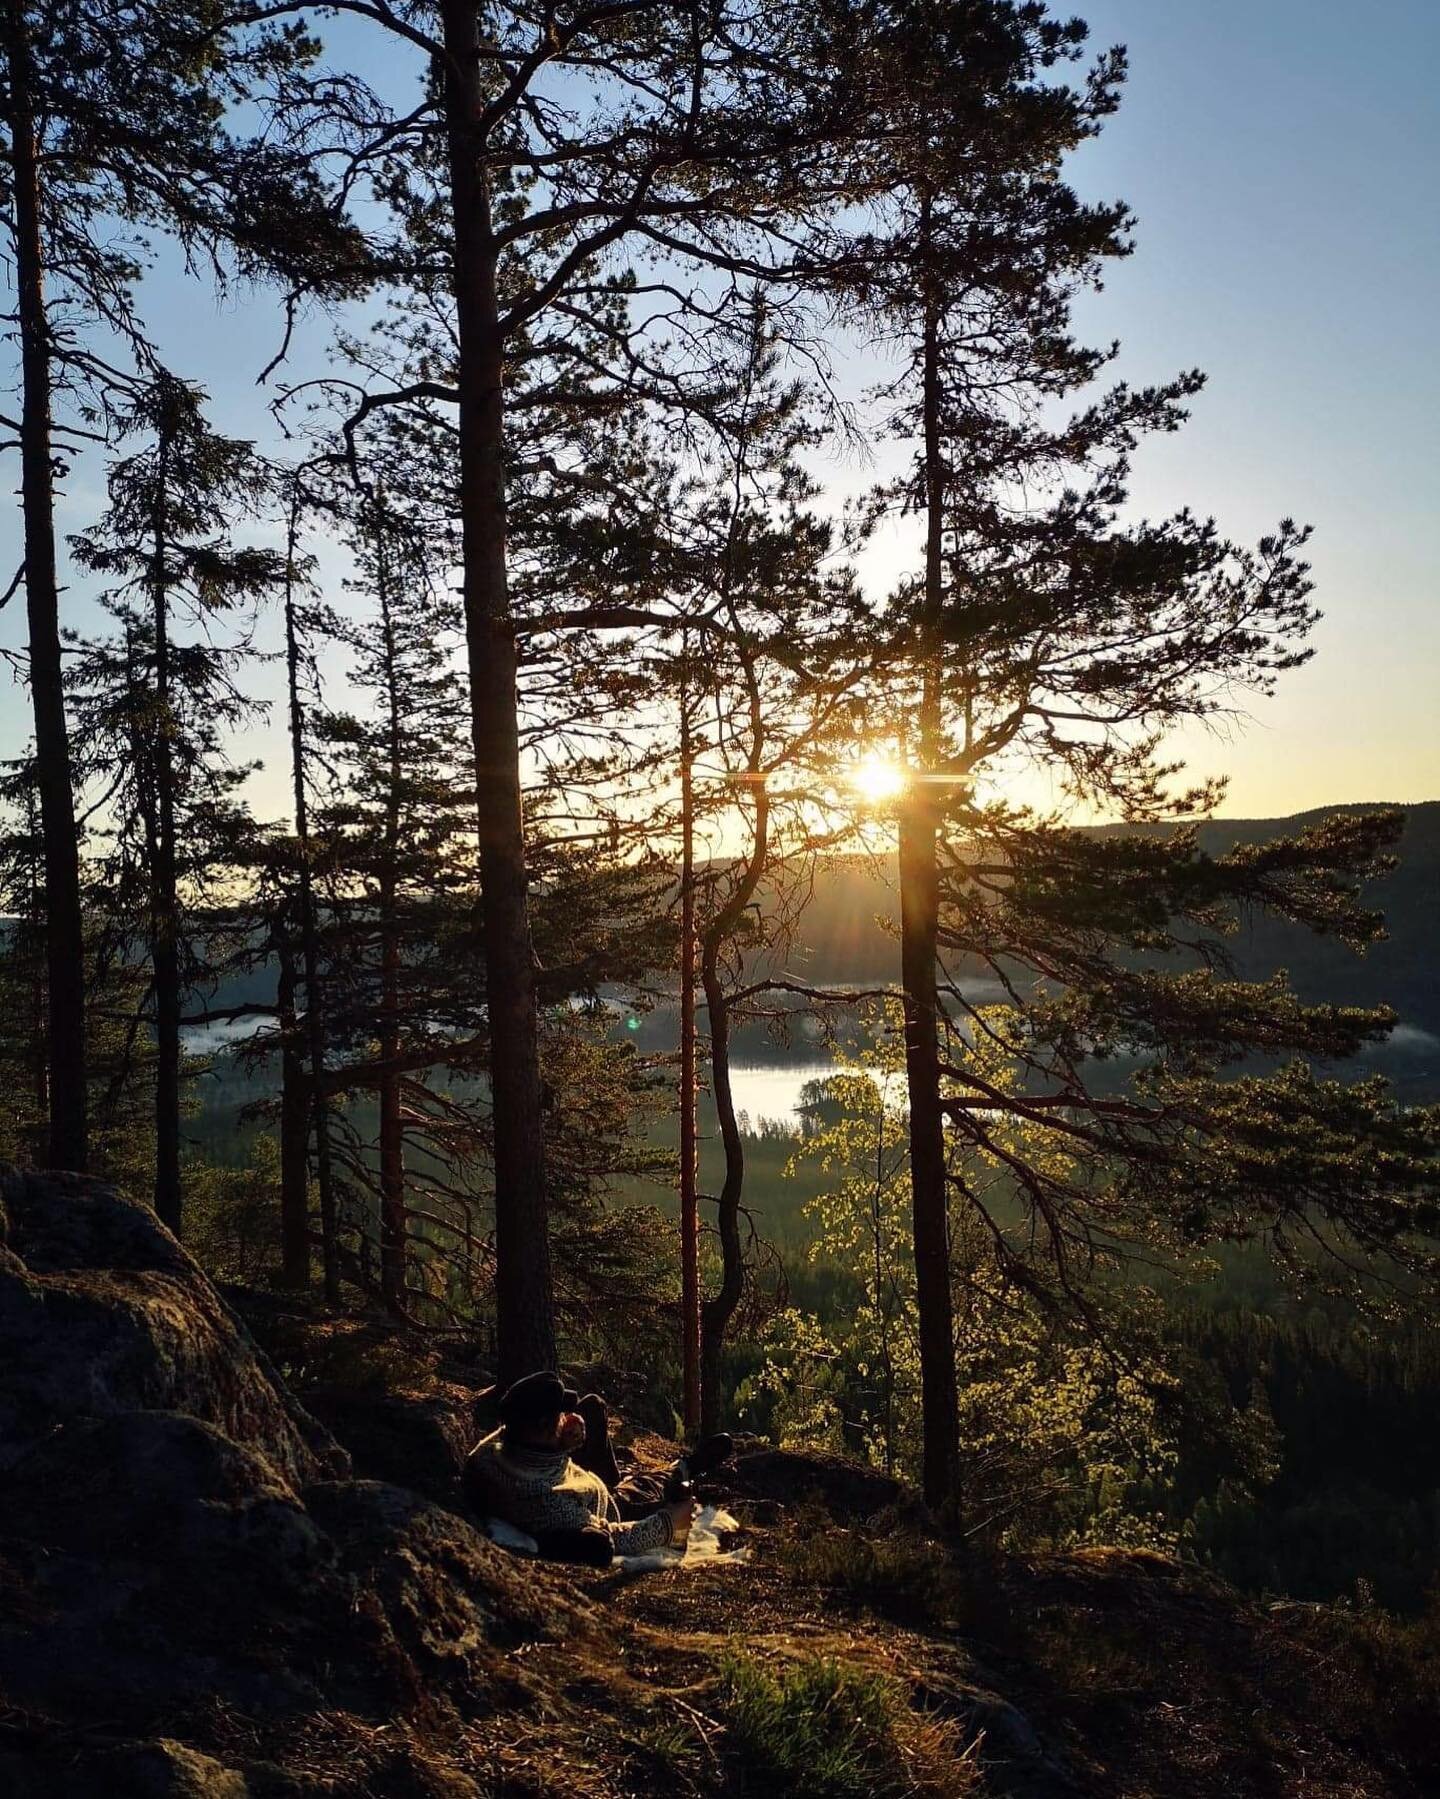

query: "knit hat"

left=496, top=1370, right=579, bottom=1430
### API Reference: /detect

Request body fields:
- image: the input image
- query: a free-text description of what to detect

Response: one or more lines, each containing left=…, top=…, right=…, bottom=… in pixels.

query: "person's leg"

left=572, top=1393, right=622, bottom=1489
left=610, top=1472, right=666, bottom=1521
left=572, top=1395, right=735, bottom=1514
left=573, top=1393, right=671, bottom=1520
left=533, top=1526, right=613, bottom=1568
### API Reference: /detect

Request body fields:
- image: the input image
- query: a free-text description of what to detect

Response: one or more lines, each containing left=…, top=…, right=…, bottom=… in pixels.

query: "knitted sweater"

left=463, top=1428, right=675, bottom=1557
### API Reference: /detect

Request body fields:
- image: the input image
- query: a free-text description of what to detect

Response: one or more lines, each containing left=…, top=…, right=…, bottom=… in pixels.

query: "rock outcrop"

left=0, top=1166, right=581, bottom=1793
left=300, top=1385, right=473, bottom=1510
left=5, top=1166, right=1431, bottom=1798
left=0, top=1167, right=346, bottom=1487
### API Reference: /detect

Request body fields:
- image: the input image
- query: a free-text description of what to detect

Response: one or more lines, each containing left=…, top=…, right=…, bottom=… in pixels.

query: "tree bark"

left=899, top=219, right=961, bottom=1508
left=698, top=775, right=769, bottom=1438
left=283, top=490, right=339, bottom=1301
left=678, top=664, right=701, bottom=1433
left=696, top=382, right=771, bottom=1437
left=378, top=949, right=404, bottom=1312
left=376, top=509, right=406, bottom=1316
left=698, top=948, right=745, bottom=1439
left=898, top=796, right=959, bottom=1506
left=21, top=793, right=50, bottom=1164
left=4, top=0, right=88, bottom=1172
left=276, top=931, right=311, bottom=1289
left=441, top=0, right=556, bottom=1383
left=149, top=420, right=183, bottom=1233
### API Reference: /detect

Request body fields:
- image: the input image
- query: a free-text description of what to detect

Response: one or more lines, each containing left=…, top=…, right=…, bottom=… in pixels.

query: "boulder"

left=301, top=1385, right=472, bottom=1509
left=0, top=1482, right=368, bottom=1724
left=306, top=1480, right=586, bottom=1679
left=0, top=1738, right=256, bottom=1798
left=0, top=1168, right=347, bottom=1487
left=724, top=1446, right=903, bottom=1520
left=4, top=1410, right=332, bottom=1574
left=0, top=1165, right=578, bottom=1767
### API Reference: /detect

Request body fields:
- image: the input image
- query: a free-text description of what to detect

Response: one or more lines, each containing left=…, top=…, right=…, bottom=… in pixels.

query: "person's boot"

left=663, top=1431, right=735, bottom=1502
left=689, top=1432, right=735, bottom=1478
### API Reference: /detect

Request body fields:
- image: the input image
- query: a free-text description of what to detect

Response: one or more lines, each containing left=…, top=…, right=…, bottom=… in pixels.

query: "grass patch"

left=719, top=1649, right=908, bottom=1797
left=717, top=1647, right=972, bottom=1797
left=624, top=1714, right=708, bottom=1789
left=784, top=1514, right=946, bottom=1618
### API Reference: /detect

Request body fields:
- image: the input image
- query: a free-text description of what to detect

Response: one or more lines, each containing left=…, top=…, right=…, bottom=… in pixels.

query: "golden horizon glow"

left=849, top=753, right=908, bottom=805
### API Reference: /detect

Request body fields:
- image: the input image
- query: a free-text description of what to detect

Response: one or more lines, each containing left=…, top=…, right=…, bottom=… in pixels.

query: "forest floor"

left=198, top=1481, right=1440, bottom=1798
left=10, top=1176, right=1439, bottom=1799
left=225, top=1293, right=1440, bottom=1799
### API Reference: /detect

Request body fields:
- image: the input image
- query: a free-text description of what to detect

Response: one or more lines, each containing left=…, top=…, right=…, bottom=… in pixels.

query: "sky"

left=1061, top=0, right=1440, bottom=815
left=2, top=0, right=1436, bottom=823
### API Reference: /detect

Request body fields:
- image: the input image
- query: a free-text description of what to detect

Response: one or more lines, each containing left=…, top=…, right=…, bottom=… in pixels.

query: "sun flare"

left=850, top=754, right=908, bottom=805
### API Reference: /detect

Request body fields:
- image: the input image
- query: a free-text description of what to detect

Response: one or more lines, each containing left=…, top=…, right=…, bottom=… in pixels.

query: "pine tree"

left=835, top=1, right=1440, bottom=1503
left=311, top=488, right=476, bottom=1315
left=637, top=305, right=871, bottom=1431
left=279, top=438, right=674, bottom=1338
left=265, top=0, right=884, bottom=1378
left=0, top=0, right=362, bottom=1171
left=275, top=478, right=345, bottom=1299
left=0, top=767, right=52, bottom=1165
left=69, top=375, right=281, bottom=1233
left=0, top=759, right=157, bottom=1189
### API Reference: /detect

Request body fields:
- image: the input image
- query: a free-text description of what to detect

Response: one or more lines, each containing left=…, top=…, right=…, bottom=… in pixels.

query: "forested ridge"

left=2, top=2, right=1439, bottom=1790
left=791, top=803, right=1440, bottom=1017
left=72, top=795, right=1440, bottom=1008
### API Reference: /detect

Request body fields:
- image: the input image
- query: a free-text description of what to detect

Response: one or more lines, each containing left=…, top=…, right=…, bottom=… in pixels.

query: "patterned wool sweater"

left=463, top=1428, right=675, bottom=1557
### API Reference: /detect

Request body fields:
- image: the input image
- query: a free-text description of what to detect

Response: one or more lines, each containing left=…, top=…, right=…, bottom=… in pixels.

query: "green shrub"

left=783, top=1510, right=946, bottom=1616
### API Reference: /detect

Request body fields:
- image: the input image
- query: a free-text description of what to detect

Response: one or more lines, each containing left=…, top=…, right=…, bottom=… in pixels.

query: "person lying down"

left=464, top=1370, right=734, bottom=1567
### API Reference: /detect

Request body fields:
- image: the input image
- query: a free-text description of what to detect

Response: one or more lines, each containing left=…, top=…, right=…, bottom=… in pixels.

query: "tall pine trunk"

left=899, top=229, right=961, bottom=1508
left=4, top=0, right=87, bottom=1172
left=378, top=927, right=404, bottom=1312
left=283, top=491, right=339, bottom=1301
left=149, top=424, right=183, bottom=1233
left=678, top=665, right=701, bottom=1433
left=276, top=931, right=311, bottom=1289
left=698, top=770, right=768, bottom=1437
left=698, top=949, right=745, bottom=1438
left=376, top=512, right=406, bottom=1316
left=441, top=0, right=556, bottom=1383
left=899, top=798, right=959, bottom=1505
left=21, top=792, right=49, bottom=1162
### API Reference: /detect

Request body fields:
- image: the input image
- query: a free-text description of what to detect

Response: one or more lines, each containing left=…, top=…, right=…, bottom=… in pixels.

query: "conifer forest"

left=4, top=0, right=1440, bottom=1643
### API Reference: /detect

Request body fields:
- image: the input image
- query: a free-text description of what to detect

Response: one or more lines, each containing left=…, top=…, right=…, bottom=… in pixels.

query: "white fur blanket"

left=485, top=1504, right=748, bottom=1573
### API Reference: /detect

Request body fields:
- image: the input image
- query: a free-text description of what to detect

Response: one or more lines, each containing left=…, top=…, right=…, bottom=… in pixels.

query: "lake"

left=181, top=1017, right=851, bottom=1135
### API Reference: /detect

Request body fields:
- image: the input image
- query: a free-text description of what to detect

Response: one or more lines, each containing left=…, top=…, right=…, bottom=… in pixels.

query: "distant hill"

left=6, top=802, right=1434, bottom=1098
left=784, top=803, right=1440, bottom=1098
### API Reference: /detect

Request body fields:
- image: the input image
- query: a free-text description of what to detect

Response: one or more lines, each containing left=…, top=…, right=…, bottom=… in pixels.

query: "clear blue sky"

left=3, top=0, right=1436, bottom=821
left=1063, top=0, right=1440, bottom=814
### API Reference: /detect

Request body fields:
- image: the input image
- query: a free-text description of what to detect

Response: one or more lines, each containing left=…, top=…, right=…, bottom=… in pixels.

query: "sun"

left=850, top=754, right=908, bottom=805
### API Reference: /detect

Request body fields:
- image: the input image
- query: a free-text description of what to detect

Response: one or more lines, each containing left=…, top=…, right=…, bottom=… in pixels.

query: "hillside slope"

left=783, top=803, right=1440, bottom=1098
left=2, top=1167, right=1435, bottom=1797
left=793, top=803, right=1437, bottom=993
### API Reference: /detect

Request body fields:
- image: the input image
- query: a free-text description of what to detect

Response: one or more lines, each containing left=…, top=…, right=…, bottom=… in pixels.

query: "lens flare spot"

left=850, top=755, right=907, bottom=804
